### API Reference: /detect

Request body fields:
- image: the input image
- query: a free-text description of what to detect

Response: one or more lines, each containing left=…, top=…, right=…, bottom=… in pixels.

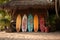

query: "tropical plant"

left=0, top=10, right=11, bottom=31
left=0, top=0, right=11, bottom=4
left=48, top=14, right=57, bottom=32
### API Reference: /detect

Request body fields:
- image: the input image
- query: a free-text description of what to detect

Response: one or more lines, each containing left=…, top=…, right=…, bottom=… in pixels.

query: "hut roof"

left=0, top=0, right=54, bottom=9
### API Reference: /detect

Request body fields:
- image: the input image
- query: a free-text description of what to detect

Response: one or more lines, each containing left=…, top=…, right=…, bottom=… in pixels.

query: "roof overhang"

left=0, top=0, right=55, bottom=10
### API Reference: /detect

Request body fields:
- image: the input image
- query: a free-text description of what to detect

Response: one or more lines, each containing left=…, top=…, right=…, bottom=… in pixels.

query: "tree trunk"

left=55, top=0, right=59, bottom=18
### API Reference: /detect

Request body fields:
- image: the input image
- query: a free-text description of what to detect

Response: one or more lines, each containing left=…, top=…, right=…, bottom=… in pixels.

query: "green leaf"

left=0, top=10, right=11, bottom=29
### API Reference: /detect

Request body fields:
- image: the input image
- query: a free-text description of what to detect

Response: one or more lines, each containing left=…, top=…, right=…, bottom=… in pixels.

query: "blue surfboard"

left=28, top=14, right=33, bottom=32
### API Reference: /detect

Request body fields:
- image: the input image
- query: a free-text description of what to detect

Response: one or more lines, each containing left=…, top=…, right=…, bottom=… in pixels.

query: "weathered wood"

left=55, top=0, right=59, bottom=18
left=0, top=0, right=55, bottom=9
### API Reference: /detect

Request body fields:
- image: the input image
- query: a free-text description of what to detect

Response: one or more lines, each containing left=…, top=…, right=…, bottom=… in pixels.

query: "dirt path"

left=0, top=31, right=60, bottom=40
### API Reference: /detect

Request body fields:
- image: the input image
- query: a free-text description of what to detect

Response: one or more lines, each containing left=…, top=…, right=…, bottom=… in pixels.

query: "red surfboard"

left=40, top=17, right=45, bottom=32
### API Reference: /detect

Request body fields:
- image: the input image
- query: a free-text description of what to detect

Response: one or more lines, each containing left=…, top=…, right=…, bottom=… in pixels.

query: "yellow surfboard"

left=16, top=14, right=21, bottom=32
left=34, top=15, right=38, bottom=32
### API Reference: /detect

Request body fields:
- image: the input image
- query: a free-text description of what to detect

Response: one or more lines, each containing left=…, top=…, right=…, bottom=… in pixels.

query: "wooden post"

left=55, top=0, right=59, bottom=18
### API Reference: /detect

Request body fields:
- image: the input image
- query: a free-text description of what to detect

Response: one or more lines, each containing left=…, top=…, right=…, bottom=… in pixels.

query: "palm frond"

left=0, top=10, right=11, bottom=28
left=0, top=10, right=6, bottom=18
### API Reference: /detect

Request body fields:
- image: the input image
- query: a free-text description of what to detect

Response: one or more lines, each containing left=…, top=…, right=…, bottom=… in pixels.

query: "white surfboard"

left=22, top=14, right=27, bottom=32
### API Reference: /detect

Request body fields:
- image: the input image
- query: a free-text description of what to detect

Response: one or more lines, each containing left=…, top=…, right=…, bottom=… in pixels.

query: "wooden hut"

left=0, top=0, right=55, bottom=20
left=0, top=0, right=55, bottom=32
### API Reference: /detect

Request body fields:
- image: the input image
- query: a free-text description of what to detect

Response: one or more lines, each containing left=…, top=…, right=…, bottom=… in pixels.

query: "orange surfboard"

left=16, top=14, right=21, bottom=32
left=34, top=15, right=39, bottom=32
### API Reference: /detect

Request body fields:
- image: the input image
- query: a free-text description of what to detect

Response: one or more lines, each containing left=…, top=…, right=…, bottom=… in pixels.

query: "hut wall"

left=13, top=9, right=47, bottom=22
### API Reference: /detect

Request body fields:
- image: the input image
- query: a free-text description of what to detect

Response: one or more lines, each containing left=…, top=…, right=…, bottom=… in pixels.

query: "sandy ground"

left=0, top=31, right=60, bottom=40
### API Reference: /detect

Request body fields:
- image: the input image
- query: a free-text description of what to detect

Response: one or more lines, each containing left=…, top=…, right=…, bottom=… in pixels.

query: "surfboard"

left=28, top=14, right=33, bottom=32
left=16, top=14, right=21, bottom=32
left=34, top=15, right=38, bottom=32
left=40, top=17, right=45, bottom=32
left=22, top=14, right=27, bottom=32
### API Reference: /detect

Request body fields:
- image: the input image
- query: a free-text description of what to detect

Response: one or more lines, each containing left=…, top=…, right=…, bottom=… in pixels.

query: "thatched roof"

left=0, top=0, right=55, bottom=9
